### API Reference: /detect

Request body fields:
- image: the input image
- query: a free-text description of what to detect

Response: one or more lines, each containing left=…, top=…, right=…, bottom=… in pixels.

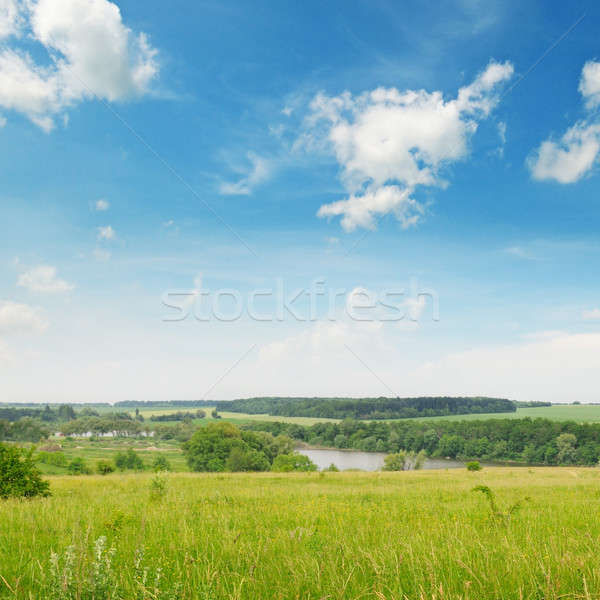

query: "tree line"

left=242, top=417, right=600, bottom=465
left=217, top=396, right=517, bottom=419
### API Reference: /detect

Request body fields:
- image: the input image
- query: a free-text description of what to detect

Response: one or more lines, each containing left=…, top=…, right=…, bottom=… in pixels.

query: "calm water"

left=299, top=448, right=464, bottom=471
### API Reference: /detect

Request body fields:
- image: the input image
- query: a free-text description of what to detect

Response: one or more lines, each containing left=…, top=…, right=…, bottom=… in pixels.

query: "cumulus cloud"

left=579, top=60, right=600, bottom=110
left=305, top=60, right=513, bottom=231
left=528, top=61, right=600, bottom=184
left=219, top=152, right=272, bottom=195
left=97, top=224, right=115, bottom=240
left=0, top=0, right=159, bottom=131
left=0, top=300, right=47, bottom=333
left=95, top=198, right=109, bottom=211
left=17, top=265, right=74, bottom=293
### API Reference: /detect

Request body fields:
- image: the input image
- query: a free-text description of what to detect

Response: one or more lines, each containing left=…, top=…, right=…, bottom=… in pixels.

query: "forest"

left=218, top=396, right=517, bottom=419
left=243, top=417, right=600, bottom=465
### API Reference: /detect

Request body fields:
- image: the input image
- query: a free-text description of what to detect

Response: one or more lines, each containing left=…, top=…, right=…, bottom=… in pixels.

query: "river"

left=298, top=448, right=464, bottom=471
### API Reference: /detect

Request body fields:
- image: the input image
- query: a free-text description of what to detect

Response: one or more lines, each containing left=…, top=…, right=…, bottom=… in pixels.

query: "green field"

left=410, top=404, right=600, bottom=423
left=2, top=468, right=600, bottom=599
left=134, top=404, right=600, bottom=425
left=35, top=439, right=188, bottom=474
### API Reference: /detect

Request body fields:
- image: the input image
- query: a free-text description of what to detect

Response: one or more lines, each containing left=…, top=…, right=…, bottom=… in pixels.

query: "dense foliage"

left=271, top=453, right=317, bottom=472
left=217, top=396, right=516, bottom=419
left=243, top=417, right=600, bottom=465
left=182, top=422, right=292, bottom=472
left=0, top=443, right=50, bottom=498
left=150, top=410, right=205, bottom=422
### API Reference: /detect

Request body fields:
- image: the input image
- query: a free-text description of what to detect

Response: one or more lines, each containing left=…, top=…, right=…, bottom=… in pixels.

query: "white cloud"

left=219, top=152, right=272, bottom=195
left=579, top=60, right=600, bottom=110
left=17, top=265, right=74, bottom=293
left=528, top=121, right=600, bottom=184
left=0, top=114, right=6, bottom=127
left=0, top=0, right=159, bottom=130
left=0, top=300, right=47, bottom=334
left=582, top=308, right=600, bottom=320
left=95, top=198, right=109, bottom=211
left=528, top=61, right=600, bottom=184
left=0, top=0, right=23, bottom=39
left=306, top=60, right=513, bottom=231
left=97, top=224, right=115, bottom=240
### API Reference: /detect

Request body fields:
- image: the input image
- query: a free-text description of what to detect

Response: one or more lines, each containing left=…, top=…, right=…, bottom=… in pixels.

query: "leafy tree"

left=0, top=443, right=50, bottom=498
left=96, top=460, right=114, bottom=475
left=58, top=405, right=76, bottom=421
left=556, top=433, right=577, bottom=464
left=114, top=448, right=144, bottom=471
left=271, top=453, right=317, bottom=472
left=226, top=447, right=270, bottom=472
left=183, top=422, right=276, bottom=472
left=152, top=455, right=171, bottom=472
left=438, top=434, right=464, bottom=458
left=383, top=452, right=407, bottom=471
left=67, top=457, right=91, bottom=475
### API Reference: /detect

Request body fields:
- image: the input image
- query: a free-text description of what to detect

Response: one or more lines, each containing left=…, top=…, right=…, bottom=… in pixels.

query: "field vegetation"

left=1, top=468, right=600, bottom=599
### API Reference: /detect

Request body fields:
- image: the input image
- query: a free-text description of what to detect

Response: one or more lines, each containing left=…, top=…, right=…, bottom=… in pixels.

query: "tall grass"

left=1, top=468, right=600, bottom=598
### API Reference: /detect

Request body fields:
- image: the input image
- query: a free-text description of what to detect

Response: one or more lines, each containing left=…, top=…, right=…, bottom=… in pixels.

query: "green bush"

left=114, top=448, right=144, bottom=471
left=383, top=452, right=407, bottom=471
left=271, top=453, right=317, bottom=472
left=466, top=461, right=482, bottom=471
left=96, top=460, right=114, bottom=475
left=152, top=454, right=171, bottom=472
left=67, top=457, right=91, bottom=475
left=0, top=443, right=50, bottom=498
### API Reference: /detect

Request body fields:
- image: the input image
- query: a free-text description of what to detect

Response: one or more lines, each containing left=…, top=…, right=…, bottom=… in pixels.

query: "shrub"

left=114, top=448, right=144, bottom=471
left=0, top=443, right=50, bottom=498
left=96, top=460, right=114, bottom=475
left=152, top=454, right=171, bottom=472
left=383, top=452, right=407, bottom=471
left=324, top=462, right=339, bottom=472
left=466, top=461, right=482, bottom=471
left=149, top=471, right=167, bottom=500
left=67, top=457, right=91, bottom=475
left=271, top=453, right=318, bottom=472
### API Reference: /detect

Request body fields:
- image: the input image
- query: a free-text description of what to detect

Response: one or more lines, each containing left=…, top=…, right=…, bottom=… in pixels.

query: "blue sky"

left=2, top=0, right=600, bottom=403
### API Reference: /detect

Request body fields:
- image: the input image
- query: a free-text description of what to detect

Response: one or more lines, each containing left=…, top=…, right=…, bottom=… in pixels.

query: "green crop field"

left=1, top=468, right=600, bottom=599
left=411, top=404, right=600, bottom=423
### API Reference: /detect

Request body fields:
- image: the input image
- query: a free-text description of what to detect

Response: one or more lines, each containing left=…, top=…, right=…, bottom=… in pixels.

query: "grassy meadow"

left=131, top=404, right=600, bottom=426
left=2, top=468, right=600, bottom=599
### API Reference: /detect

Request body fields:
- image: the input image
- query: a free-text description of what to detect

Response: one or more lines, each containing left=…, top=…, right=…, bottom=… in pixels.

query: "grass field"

left=134, top=404, right=600, bottom=425
left=2, top=468, right=600, bottom=599
left=411, top=404, right=600, bottom=423
left=35, top=439, right=188, bottom=474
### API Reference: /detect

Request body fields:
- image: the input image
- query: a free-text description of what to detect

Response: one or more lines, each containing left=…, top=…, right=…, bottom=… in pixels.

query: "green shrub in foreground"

left=0, top=442, right=50, bottom=498
left=271, top=453, right=317, bottom=472
left=467, top=461, right=482, bottom=471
